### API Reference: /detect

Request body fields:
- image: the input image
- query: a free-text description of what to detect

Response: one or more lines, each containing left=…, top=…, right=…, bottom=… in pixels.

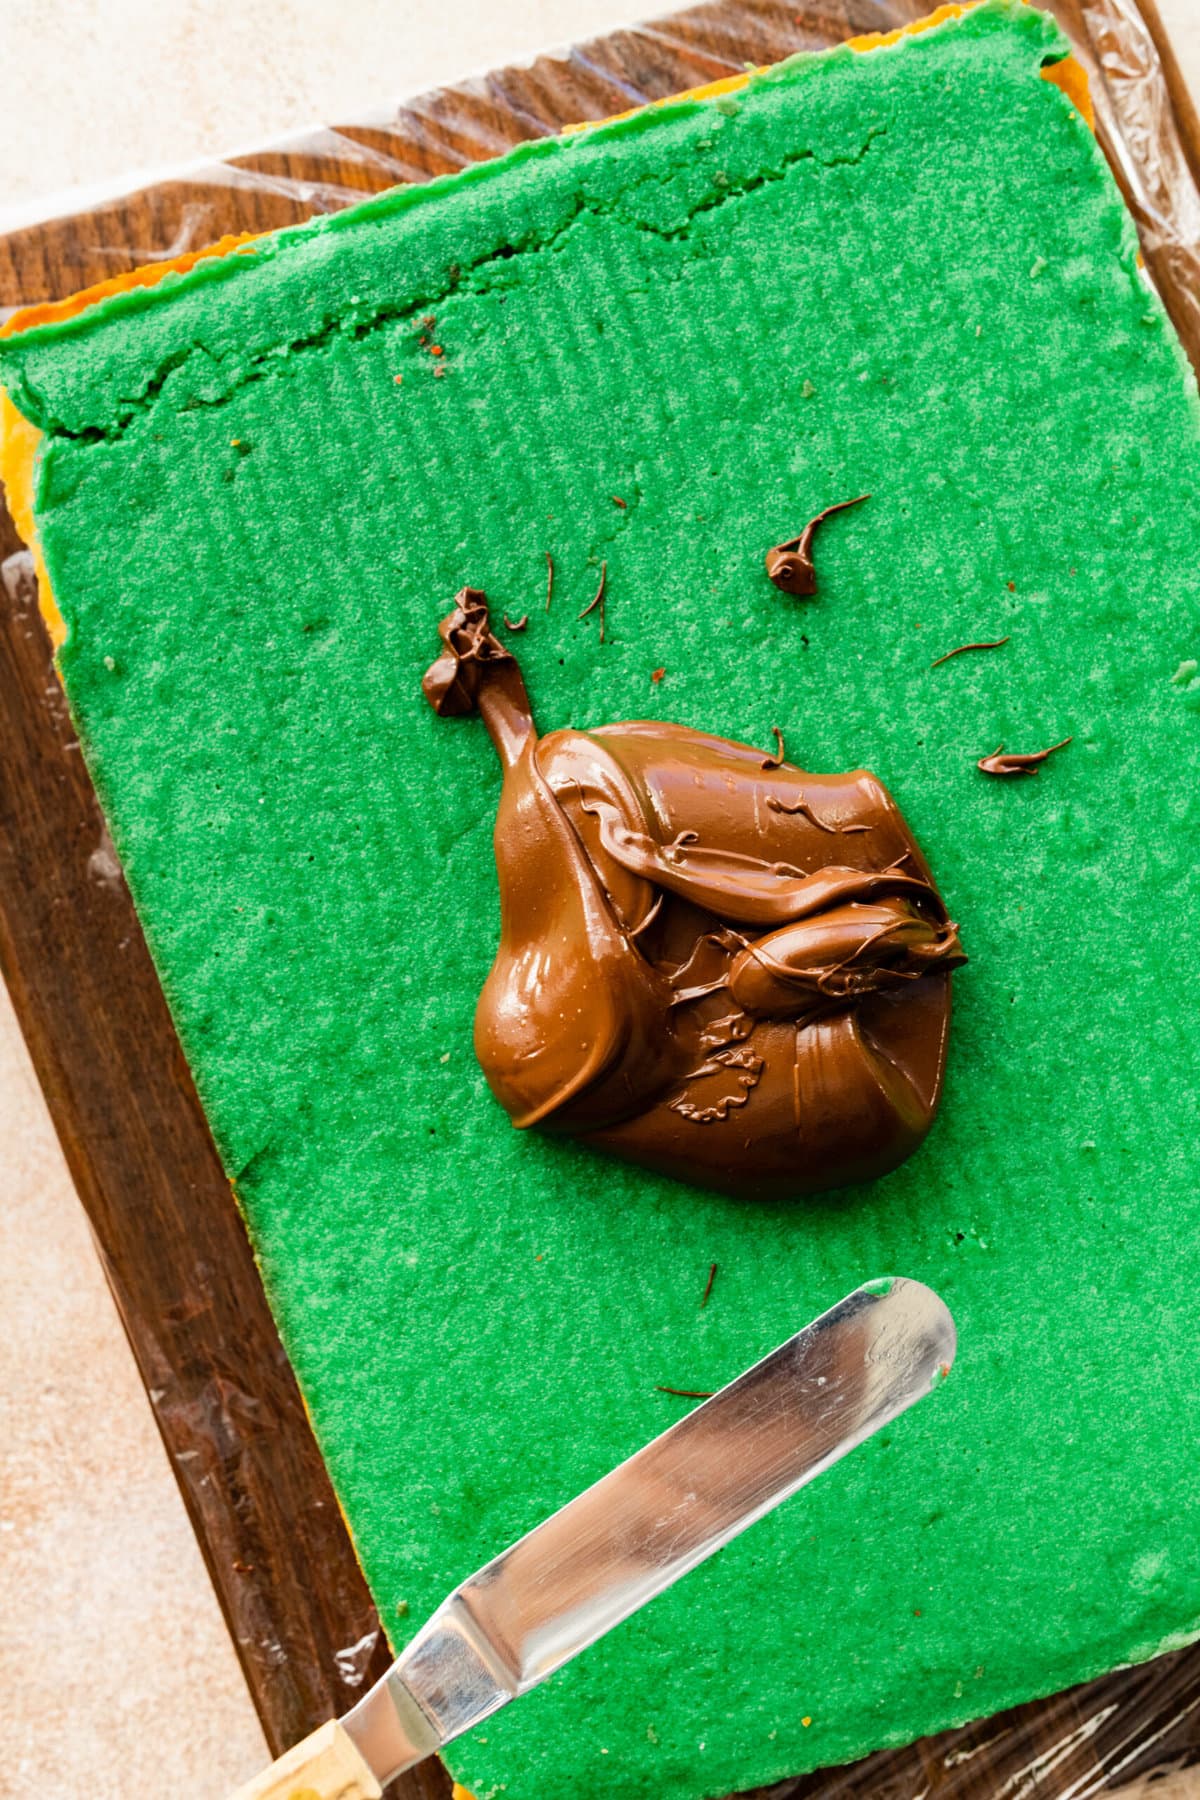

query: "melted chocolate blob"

left=423, top=590, right=965, bottom=1200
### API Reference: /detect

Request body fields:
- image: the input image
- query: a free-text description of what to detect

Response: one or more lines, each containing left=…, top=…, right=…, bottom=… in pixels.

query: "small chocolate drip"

left=765, top=494, right=870, bottom=596
left=977, top=736, right=1072, bottom=777
left=420, top=588, right=534, bottom=770
left=761, top=726, right=786, bottom=770
left=767, top=793, right=837, bottom=834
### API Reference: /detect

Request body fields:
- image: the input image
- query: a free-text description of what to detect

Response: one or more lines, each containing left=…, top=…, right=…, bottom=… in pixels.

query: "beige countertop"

left=2, top=4, right=1199, bottom=1795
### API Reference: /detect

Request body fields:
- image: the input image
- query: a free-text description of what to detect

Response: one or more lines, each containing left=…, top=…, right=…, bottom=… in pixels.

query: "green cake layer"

left=6, top=7, right=1200, bottom=1795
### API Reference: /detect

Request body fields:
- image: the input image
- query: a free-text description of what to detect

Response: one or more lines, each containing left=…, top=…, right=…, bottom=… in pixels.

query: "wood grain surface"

left=3, top=3, right=1200, bottom=1795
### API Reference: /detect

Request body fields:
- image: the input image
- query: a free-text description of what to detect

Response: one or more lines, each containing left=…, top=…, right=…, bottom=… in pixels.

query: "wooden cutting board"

left=3, top=3, right=1200, bottom=1794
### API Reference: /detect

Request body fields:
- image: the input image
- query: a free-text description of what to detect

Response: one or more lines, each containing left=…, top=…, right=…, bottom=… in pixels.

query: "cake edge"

left=0, top=2, right=1091, bottom=649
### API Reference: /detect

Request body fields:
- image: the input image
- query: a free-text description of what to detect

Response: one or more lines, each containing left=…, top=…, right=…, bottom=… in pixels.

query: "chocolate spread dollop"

left=423, top=589, right=965, bottom=1200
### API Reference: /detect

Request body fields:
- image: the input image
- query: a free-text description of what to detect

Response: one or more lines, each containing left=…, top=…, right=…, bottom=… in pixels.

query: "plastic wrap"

left=3, top=3, right=1200, bottom=1795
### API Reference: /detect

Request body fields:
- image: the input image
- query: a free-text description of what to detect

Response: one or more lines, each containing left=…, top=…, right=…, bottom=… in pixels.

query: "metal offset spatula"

left=234, top=1275, right=956, bottom=1800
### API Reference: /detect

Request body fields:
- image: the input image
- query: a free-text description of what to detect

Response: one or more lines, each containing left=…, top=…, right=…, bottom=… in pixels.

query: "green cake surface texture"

left=6, top=6, right=1200, bottom=1795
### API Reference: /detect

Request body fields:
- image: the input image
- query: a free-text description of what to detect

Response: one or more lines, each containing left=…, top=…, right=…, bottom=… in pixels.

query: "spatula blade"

left=344, top=1275, right=955, bottom=1784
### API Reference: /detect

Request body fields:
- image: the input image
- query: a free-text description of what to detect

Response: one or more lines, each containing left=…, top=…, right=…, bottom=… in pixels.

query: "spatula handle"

left=231, top=1719, right=382, bottom=1800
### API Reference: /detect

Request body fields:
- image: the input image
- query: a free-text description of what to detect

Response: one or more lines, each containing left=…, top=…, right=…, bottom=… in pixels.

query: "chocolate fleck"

left=977, top=736, right=1072, bottom=777
left=766, top=494, right=870, bottom=596
left=930, top=636, right=1009, bottom=669
left=577, top=560, right=607, bottom=643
